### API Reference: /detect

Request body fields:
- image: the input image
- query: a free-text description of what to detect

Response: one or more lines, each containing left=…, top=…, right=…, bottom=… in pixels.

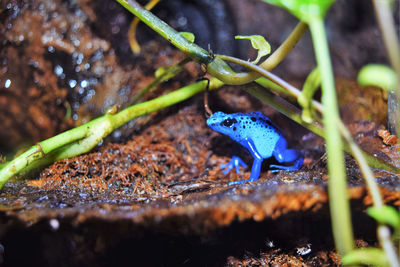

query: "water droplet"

left=54, top=65, right=63, bottom=76
left=80, top=80, right=88, bottom=88
left=4, top=79, right=11, bottom=88
left=49, top=219, right=60, bottom=230
left=88, top=89, right=95, bottom=97
left=68, top=79, right=77, bottom=88
left=72, top=38, right=80, bottom=47
left=113, top=130, right=121, bottom=139
left=178, top=16, right=187, bottom=27
left=111, top=26, right=120, bottom=34
left=48, top=46, right=55, bottom=53
left=91, top=50, right=104, bottom=61
left=75, top=53, right=84, bottom=64
left=28, top=59, right=38, bottom=68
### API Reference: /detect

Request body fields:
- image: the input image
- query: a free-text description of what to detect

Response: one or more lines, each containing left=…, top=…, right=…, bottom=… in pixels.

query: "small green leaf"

left=342, top=248, right=389, bottom=266
left=235, top=35, right=271, bottom=64
left=367, top=205, right=400, bottom=229
left=155, top=66, right=166, bottom=78
left=179, top=32, right=195, bottom=43
left=154, top=66, right=177, bottom=80
left=261, top=0, right=335, bottom=22
left=358, top=64, right=398, bottom=91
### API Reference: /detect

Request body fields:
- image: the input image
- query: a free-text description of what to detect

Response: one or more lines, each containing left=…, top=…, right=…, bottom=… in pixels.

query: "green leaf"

left=261, top=0, right=335, bottom=22
left=367, top=205, right=400, bottom=229
left=358, top=64, right=398, bottom=91
left=342, top=248, right=389, bottom=266
left=235, top=35, right=271, bottom=64
left=179, top=32, right=195, bottom=43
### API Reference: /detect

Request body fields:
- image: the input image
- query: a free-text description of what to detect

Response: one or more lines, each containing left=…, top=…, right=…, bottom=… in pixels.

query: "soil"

left=0, top=0, right=399, bottom=266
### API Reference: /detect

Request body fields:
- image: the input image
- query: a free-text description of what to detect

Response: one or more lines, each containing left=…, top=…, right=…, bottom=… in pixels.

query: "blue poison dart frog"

left=207, top=111, right=303, bottom=185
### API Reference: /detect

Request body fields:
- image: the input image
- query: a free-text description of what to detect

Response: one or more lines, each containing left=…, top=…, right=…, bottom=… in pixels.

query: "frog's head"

left=207, top=111, right=241, bottom=137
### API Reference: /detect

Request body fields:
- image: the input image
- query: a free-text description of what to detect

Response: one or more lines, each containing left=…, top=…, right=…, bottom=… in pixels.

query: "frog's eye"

left=222, top=118, right=237, bottom=127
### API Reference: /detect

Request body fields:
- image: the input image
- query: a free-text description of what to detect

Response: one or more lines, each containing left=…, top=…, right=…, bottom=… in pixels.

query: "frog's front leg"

left=270, top=137, right=303, bottom=172
left=229, top=138, right=263, bottom=185
left=220, top=156, right=248, bottom=174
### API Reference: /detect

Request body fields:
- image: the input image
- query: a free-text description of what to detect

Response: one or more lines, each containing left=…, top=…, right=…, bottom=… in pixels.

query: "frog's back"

left=240, top=113, right=280, bottom=158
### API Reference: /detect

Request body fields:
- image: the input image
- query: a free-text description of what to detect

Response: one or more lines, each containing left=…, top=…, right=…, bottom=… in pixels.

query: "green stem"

left=378, top=225, right=400, bottom=267
left=0, top=78, right=223, bottom=188
left=110, top=78, right=222, bottom=129
left=207, top=22, right=308, bottom=85
left=309, top=18, right=354, bottom=256
left=117, top=0, right=308, bottom=86
left=373, top=2, right=400, bottom=263
left=298, top=67, right=321, bottom=123
left=260, top=22, right=308, bottom=70
left=338, top=121, right=400, bottom=267
left=131, top=58, right=190, bottom=104
left=246, top=84, right=324, bottom=136
left=373, top=0, right=400, bottom=137
left=372, top=0, right=400, bottom=76
left=0, top=121, right=93, bottom=187
left=116, top=0, right=210, bottom=64
left=336, top=120, right=383, bottom=208
left=259, top=71, right=399, bottom=267
left=217, top=54, right=324, bottom=111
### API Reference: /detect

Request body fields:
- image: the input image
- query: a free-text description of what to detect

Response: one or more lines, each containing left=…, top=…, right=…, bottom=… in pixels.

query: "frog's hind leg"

left=270, top=137, right=303, bottom=172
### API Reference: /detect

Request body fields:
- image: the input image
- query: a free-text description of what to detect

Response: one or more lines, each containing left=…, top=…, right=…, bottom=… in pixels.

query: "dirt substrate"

left=1, top=0, right=399, bottom=266
left=1, top=103, right=399, bottom=266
